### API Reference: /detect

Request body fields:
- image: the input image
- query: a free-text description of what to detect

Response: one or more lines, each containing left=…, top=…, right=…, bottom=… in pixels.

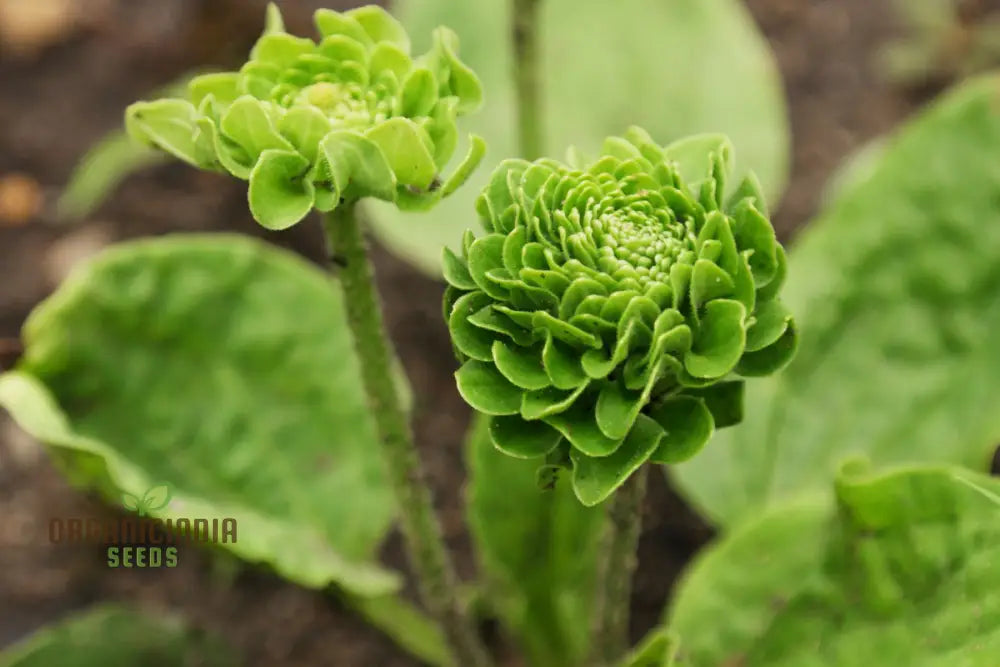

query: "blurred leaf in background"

left=366, top=0, right=790, bottom=276
left=666, top=462, right=1000, bottom=666
left=0, top=234, right=406, bottom=597
left=465, top=413, right=604, bottom=667
left=671, top=74, right=1000, bottom=527
left=56, top=73, right=203, bottom=221
left=0, top=604, right=236, bottom=667
left=879, top=0, right=1000, bottom=89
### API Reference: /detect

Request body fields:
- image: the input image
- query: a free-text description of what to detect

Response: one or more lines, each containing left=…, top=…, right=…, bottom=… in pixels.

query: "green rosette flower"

left=443, top=128, right=798, bottom=506
left=125, top=4, right=485, bottom=230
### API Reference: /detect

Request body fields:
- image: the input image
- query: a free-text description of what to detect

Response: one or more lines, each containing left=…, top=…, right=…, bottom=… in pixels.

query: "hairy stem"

left=512, top=0, right=544, bottom=160
left=588, top=464, right=649, bottom=665
left=323, top=205, right=492, bottom=667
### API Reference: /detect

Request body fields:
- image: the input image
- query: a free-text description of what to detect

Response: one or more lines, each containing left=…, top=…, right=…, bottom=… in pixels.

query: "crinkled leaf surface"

left=667, top=463, right=1000, bottom=666
left=0, top=234, right=401, bottom=596
left=0, top=604, right=235, bottom=667
left=672, top=75, right=1000, bottom=526
left=367, top=0, right=788, bottom=275
left=466, top=413, right=604, bottom=666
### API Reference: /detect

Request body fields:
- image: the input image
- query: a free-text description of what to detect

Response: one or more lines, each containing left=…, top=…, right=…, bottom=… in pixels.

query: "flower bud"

left=125, top=4, right=485, bottom=230
left=444, top=128, right=797, bottom=505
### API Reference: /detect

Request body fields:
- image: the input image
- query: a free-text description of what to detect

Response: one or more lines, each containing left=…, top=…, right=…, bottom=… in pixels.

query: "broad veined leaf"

left=367, top=0, right=789, bottom=275
left=0, top=604, right=235, bottom=667
left=667, top=462, right=1000, bottom=666
left=466, top=413, right=604, bottom=666
left=0, top=234, right=406, bottom=596
left=672, top=74, right=1000, bottom=526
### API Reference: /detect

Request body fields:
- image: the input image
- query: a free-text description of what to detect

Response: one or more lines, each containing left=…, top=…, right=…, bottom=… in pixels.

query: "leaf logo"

left=121, top=484, right=172, bottom=517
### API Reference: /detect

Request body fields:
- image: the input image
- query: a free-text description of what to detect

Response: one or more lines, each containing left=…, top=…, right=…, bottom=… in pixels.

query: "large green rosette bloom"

left=443, top=128, right=797, bottom=505
left=125, top=4, right=485, bottom=230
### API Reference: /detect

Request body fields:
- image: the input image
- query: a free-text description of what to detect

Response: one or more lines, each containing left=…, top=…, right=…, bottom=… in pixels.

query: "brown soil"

left=0, top=0, right=954, bottom=664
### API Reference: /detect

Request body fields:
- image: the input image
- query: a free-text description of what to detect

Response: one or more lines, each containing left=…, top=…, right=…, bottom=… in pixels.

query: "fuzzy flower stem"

left=588, top=464, right=649, bottom=665
left=512, top=0, right=544, bottom=160
left=323, top=205, right=492, bottom=667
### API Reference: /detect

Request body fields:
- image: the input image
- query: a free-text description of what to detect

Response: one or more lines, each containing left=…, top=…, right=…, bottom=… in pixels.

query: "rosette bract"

left=443, top=128, right=797, bottom=505
left=125, top=4, right=485, bottom=230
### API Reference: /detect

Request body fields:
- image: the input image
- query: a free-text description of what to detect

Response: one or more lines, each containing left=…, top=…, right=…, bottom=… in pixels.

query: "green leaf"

left=744, top=298, right=791, bottom=352
left=342, top=593, right=451, bottom=667
left=57, top=132, right=167, bottom=220
left=189, top=72, right=241, bottom=107
left=440, top=134, right=487, bottom=198
left=263, top=2, right=284, bottom=34
left=617, top=628, right=679, bottom=667
left=683, top=298, right=746, bottom=379
left=667, top=464, right=1000, bottom=666
left=219, top=95, right=294, bottom=161
left=545, top=398, right=625, bottom=457
left=428, top=27, right=484, bottom=114
left=367, top=0, right=789, bottom=275
left=662, top=133, right=734, bottom=193
left=466, top=413, right=604, bottom=666
left=141, top=483, right=171, bottom=510
left=595, top=380, right=643, bottom=440
left=441, top=245, right=476, bottom=290
left=455, top=360, right=522, bottom=415
left=0, top=604, right=235, bottom=667
left=347, top=5, right=411, bottom=52
left=570, top=415, right=663, bottom=505
left=673, top=75, right=1000, bottom=526
left=448, top=291, right=497, bottom=361
left=648, top=396, right=714, bottom=464
left=736, top=319, right=798, bottom=377
left=690, top=258, right=735, bottom=310
left=521, top=384, right=588, bottom=421
left=542, top=335, right=589, bottom=389
left=489, top=415, right=562, bottom=458
left=685, top=380, right=744, bottom=429
left=277, top=105, right=332, bottom=165
left=320, top=130, right=397, bottom=203
left=250, top=33, right=316, bottom=69
left=124, top=99, right=201, bottom=166
left=0, top=235, right=403, bottom=596
left=365, top=118, right=437, bottom=189
left=60, top=71, right=200, bottom=220
left=400, top=67, right=438, bottom=118
left=492, top=339, right=550, bottom=390
left=248, top=149, right=315, bottom=230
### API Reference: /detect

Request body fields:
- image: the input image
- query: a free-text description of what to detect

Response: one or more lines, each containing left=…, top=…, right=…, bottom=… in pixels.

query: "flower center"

left=298, top=82, right=374, bottom=129
left=565, top=196, right=695, bottom=288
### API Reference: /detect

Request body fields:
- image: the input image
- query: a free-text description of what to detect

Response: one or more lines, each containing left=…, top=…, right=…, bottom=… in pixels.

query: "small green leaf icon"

left=142, top=484, right=172, bottom=512
left=121, top=484, right=171, bottom=517
left=121, top=493, right=140, bottom=513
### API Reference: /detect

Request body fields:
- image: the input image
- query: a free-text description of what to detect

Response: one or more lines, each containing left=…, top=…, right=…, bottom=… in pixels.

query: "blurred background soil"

left=0, top=0, right=970, bottom=664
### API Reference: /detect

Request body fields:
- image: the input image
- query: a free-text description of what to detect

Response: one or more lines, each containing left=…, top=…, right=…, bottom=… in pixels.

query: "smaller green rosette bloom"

left=125, top=4, right=486, bottom=230
left=443, top=128, right=797, bottom=506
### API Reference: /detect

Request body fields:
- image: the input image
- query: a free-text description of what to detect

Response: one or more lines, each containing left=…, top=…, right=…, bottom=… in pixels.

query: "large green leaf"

left=0, top=604, right=235, bottom=667
left=466, top=413, right=605, bottom=667
left=667, top=463, right=1000, bottom=666
left=672, top=74, right=1000, bottom=526
left=0, top=234, right=401, bottom=596
left=367, top=0, right=789, bottom=275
